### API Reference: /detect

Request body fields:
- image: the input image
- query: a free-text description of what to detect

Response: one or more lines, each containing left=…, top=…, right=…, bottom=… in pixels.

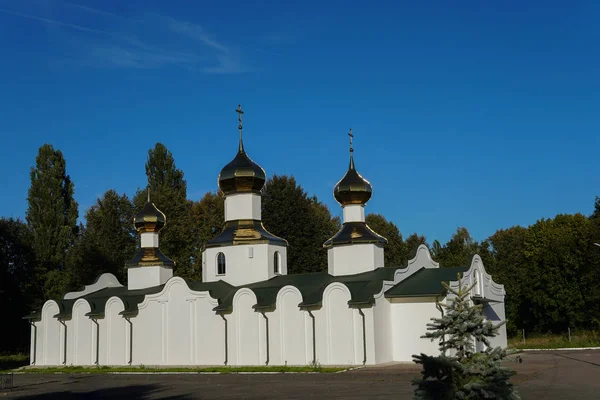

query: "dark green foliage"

left=405, top=233, right=428, bottom=259
left=365, top=213, right=407, bottom=266
left=413, top=276, right=519, bottom=400
left=190, top=191, right=225, bottom=270
left=486, top=214, right=599, bottom=334
left=26, top=144, right=79, bottom=299
left=434, top=227, right=482, bottom=267
left=66, top=190, right=136, bottom=287
left=261, top=175, right=340, bottom=274
left=0, top=218, right=36, bottom=352
left=132, top=143, right=197, bottom=280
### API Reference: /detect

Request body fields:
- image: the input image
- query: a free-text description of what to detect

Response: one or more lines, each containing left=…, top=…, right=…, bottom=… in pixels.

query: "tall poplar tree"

left=26, top=144, right=78, bottom=298
left=133, top=143, right=195, bottom=279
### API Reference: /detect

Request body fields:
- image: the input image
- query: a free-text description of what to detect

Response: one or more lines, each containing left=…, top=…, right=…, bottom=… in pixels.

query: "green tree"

left=522, top=214, right=591, bottom=332
left=365, top=213, right=407, bottom=266
left=486, top=226, right=529, bottom=334
left=190, top=191, right=225, bottom=270
left=262, top=175, right=340, bottom=274
left=413, top=276, right=519, bottom=399
left=66, top=190, right=135, bottom=287
left=435, top=227, right=479, bottom=267
left=0, top=218, right=37, bottom=352
left=587, top=198, right=600, bottom=328
left=405, top=233, right=428, bottom=260
left=133, top=143, right=196, bottom=280
left=26, top=144, right=79, bottom=299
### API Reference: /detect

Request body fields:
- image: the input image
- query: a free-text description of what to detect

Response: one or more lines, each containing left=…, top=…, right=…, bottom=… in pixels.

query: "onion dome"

left=134, top=195, right=166, bottom=233
left=218, top=141, right=266, bottom=195
left=218, top=104, right=266, bottom=195
left=334, top=130, right=372, bottom=206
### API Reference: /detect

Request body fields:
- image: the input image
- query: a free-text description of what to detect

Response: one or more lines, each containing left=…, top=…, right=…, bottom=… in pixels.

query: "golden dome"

left=218, top=141, right=266, bottom=195
left=218, top=104, right=266, bottom=195
left=134, top=199, right=166, bottom=233
left=334, top=154, right=372, bottom=206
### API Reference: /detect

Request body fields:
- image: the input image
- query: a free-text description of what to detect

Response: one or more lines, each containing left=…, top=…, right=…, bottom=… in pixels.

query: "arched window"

left=217, top=252, right=226, bottom=275
left=274, top=251, right=280, bottom=274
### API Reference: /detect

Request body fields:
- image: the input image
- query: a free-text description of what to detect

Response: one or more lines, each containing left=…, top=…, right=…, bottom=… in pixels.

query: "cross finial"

left=348, top=128, right=354, bottom=153
left=236, top=104, right=244, bottom=148
left=236, top=104, right=244, bottom=151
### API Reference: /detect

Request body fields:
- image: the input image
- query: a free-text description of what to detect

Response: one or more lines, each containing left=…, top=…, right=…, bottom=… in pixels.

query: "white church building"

left=25, top=107, right=507, bottom=367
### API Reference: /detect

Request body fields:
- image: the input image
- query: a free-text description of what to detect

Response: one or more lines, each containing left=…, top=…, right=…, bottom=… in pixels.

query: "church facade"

left=26, top=108, right=507, bottom=367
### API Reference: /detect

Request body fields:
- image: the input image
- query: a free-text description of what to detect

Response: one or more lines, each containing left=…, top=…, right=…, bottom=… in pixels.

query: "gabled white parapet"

left=446, top=254, right=507, bottom=350
left=394, top=244, right=439, bottom=283
left=64, top=273, right=123, bottom=300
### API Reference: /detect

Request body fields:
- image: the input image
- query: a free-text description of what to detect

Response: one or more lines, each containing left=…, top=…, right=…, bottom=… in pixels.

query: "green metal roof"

left=213, top=266, right=399, bottom=312
left=384, top=267, right=468, bottom=298
left=29, top=263, right=472, bottom=319
left=323, top=222, right=387, bottom=248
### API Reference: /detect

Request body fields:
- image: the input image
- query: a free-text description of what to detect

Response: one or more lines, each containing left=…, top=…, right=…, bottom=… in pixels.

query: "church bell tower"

left=202, top=105, right=288, bottom=286
left=324, top=129, right=387, bottom=276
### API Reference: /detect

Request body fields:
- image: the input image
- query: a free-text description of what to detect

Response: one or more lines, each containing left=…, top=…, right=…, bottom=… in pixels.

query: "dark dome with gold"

left=334, top=155, right=372, bottom=206
left=134, top=201, right=166, bottom=233
left=218, top=141, right=266, bottom=195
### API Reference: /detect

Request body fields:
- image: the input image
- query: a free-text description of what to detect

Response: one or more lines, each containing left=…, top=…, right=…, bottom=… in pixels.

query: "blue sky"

left=1, top=0, right=599, bottom=244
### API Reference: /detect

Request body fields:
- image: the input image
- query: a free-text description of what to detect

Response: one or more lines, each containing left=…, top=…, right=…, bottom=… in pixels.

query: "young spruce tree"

left=413, top=275, right=519, bottom=400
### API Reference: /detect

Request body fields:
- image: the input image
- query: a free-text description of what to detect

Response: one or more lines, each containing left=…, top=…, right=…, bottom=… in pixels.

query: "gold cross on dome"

left=236, top=104, right=244, bottom=140
left=348, top=128, right=354, bottom=153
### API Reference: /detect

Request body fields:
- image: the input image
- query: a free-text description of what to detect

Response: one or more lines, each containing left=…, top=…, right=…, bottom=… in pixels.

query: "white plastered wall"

left=373, top=294, right=393, bottom=364
left=132, top=277, right=224, bottom=365
left=203, top=244, right=287, bottom=286
left=227, top=288, right=262, bottom=366
left=38, top=301, right=61, bottom=365
left=312, top=283, right=358, bottom=365
left=104, top=297, right=127, bottom=365
left=269, top=286, right=309, bottom=366
left=224, top=193, right=261, bottom=221
left=391, top=297, right=441, bottom=362
left=342, top=205, right=365, bottom=222
left=128, top=265, right=173, bottom=291
left=327, top=243, right=384, bottom=276
left=73, top=299, right=93, bottom=365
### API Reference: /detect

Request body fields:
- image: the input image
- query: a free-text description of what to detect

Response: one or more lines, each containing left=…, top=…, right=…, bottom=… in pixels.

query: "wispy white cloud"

left=0, top=3, right=243, bottom=73
left=0, top=7, right=107, bottom=35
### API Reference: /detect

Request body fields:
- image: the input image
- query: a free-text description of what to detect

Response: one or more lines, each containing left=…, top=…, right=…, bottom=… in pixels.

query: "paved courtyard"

left=2, top=350, right=599, bottom=399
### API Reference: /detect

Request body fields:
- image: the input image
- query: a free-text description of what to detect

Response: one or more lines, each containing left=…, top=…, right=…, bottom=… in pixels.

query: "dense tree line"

left=2, top=142, right=599, bottom=352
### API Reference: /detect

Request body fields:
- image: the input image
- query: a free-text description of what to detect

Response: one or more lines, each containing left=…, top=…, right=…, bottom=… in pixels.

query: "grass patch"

left=9, top=365, right=345, bottom=374
left=508, top=330, right=600, bottom=349
left=0, top=354, right=29, bottom=371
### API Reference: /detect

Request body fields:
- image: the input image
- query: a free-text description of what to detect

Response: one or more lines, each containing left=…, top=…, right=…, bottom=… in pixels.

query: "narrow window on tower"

left=217, top=252, right=226, bottom=275
left=274, top=251, right=280, bottom=274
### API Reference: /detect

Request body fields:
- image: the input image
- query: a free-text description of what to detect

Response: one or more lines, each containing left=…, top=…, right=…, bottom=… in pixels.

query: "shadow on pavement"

left=8, top=384, right=195, bottom=399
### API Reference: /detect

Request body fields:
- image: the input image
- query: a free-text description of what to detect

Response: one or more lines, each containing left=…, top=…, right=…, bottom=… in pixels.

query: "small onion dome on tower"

left=333, top=129, right=372, bottom=206
left=218, top=104, right=266, bottom=195
left=133, top=192, right=166, bottom=233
